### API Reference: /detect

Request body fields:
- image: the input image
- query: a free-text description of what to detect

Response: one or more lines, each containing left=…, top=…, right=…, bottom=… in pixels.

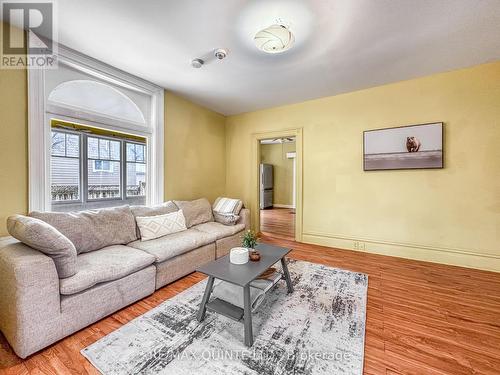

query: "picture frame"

left=363, top=122, right=444, bottom=171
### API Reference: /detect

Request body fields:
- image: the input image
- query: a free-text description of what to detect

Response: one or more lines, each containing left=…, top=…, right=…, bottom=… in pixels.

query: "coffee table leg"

left=197, top=276, right=214, bottom=322
left=243, top=284, right=254, bottom=347
left=281, top=258, right=294, bottom=294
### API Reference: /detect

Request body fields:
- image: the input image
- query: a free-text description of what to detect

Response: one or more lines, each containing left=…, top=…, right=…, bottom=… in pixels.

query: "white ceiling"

left=50, top=0, right=500, bottom=115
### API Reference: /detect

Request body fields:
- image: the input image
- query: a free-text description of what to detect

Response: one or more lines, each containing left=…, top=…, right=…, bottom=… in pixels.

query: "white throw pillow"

left=136, top=210, right=187, bottom=241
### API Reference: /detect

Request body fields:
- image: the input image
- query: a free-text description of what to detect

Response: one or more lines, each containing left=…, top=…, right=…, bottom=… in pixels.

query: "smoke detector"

left=191, top=58, right=204, bottom=68
left=191, top=49, right=228, bottom=68
left=214, top=48, right=228, bottom=60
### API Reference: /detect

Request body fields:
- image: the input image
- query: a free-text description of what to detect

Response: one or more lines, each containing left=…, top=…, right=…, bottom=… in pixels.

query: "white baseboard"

left=302, top=231, right=500, bottom=273
left=272, top=204, right=295, bottom=209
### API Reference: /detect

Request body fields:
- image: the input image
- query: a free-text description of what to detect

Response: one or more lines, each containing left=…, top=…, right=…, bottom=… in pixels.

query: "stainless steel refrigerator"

left=260, top=163, right=273, bottom=209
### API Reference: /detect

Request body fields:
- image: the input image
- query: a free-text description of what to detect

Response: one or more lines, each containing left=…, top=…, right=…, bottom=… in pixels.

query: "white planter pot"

left=230, top=247, right=249, bottom=265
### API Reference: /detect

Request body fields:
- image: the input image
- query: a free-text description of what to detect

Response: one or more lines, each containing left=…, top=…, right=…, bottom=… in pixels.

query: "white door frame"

left=286, top=151, right=297, bottom=209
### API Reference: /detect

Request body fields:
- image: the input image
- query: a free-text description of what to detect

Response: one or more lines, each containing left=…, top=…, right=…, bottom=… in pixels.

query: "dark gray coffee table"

left=196, top=243, right=293, bottom=347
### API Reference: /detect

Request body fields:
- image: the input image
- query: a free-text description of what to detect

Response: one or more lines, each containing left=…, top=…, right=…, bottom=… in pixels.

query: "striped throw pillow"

left=213, top=197, right=243, bottom=215
left=212, top=197, right=243, bottom=226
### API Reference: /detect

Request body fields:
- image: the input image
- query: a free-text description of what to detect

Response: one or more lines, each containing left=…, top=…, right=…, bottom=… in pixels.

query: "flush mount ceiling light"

left=254, top=23, right=295, bottom=54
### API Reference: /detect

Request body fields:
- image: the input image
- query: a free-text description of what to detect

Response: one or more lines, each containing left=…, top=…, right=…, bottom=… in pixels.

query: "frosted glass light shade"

left=254, top=24, right=295, bottom=54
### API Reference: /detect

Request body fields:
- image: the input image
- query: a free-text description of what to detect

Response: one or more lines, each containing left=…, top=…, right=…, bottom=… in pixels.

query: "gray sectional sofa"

left=0, top=198, right=249, bottom=358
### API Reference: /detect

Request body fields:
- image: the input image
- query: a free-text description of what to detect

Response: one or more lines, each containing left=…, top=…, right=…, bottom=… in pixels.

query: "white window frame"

left=51, top=128, right=147, bottom=205
left=28, top=38, right=164, bottom=211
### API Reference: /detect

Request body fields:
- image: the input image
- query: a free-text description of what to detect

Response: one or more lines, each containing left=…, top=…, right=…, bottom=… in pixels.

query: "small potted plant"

left=242, top=230, right=260, bottom=261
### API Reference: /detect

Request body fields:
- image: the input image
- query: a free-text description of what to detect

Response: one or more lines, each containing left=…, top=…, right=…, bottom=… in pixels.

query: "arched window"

left=48, top=80, right=146, bottom=125
left=28, top=42, right=164, bottom=212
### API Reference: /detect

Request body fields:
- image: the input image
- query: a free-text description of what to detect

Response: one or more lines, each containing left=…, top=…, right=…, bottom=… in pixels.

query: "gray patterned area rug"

left=82, top=260, right=368, bottom=375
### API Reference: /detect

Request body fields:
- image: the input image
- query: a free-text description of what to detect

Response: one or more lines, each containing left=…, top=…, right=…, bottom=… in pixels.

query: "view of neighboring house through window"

left=126, top=142, right=146, bottom=197
left=50, top=126, right=147, bottom=211
left=87, top=136, right=122, bottom=200
left=51, top=132, right=81, bottom=201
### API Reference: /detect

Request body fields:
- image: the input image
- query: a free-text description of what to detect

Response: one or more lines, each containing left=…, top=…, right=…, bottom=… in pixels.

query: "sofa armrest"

left=237, top=208, right=251, bottom=230
left=0, top=237, right=61, bottom=358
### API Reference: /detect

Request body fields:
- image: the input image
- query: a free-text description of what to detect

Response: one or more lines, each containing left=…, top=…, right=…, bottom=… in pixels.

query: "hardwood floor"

left=260, top=207, right=295, bottom=240
left=1, top=235, right=500, bottom=374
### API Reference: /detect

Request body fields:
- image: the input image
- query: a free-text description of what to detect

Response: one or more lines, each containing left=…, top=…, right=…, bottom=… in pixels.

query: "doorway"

left=251, top=128, right=303, bottom=242
left=259, top=137, right=296, bottom=240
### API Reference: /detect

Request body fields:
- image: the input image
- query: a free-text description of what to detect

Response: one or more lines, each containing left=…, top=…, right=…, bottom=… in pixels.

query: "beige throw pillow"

left=30, top=205, right=137, bottom=254
left=174, top=198, right=213, bottom=228
left=136, top=210, right=187, bottom=241
left=213, top=212, right=240, bottom=226
left=7, top=215, right=77, bottom=278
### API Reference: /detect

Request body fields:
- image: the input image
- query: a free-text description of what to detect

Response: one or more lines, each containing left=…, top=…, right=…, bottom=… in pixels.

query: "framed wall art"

left=363, top=122, right=443, bottom=171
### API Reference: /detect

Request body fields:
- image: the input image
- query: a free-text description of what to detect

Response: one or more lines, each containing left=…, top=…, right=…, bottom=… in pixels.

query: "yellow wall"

left=164, top=92, right=226, bottom=203
left=226, top=62, right=500, bottom=272
left=260, top=142, right=295, bottom=206
left=0, top=68, right=28, bottom=237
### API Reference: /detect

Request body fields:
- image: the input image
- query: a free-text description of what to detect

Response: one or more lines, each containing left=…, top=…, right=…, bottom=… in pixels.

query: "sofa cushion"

left=127, top=229, right=217, bottom=263
left=213, top=212, right=240, bottom=226
left=192, top=222, right=245, bottom=241
left=130, top=201, right=178, bottom=218
left=136, top=210, right=187, bottom=241
left=130, top=201, right=178, bottom=237
left=7, top=215, right=77, bottom=278
left=174, top=198, right=213, bottom=228
left=59, top=245, right=155, bottom=295
left=30, top=206, right=137, bottom=254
